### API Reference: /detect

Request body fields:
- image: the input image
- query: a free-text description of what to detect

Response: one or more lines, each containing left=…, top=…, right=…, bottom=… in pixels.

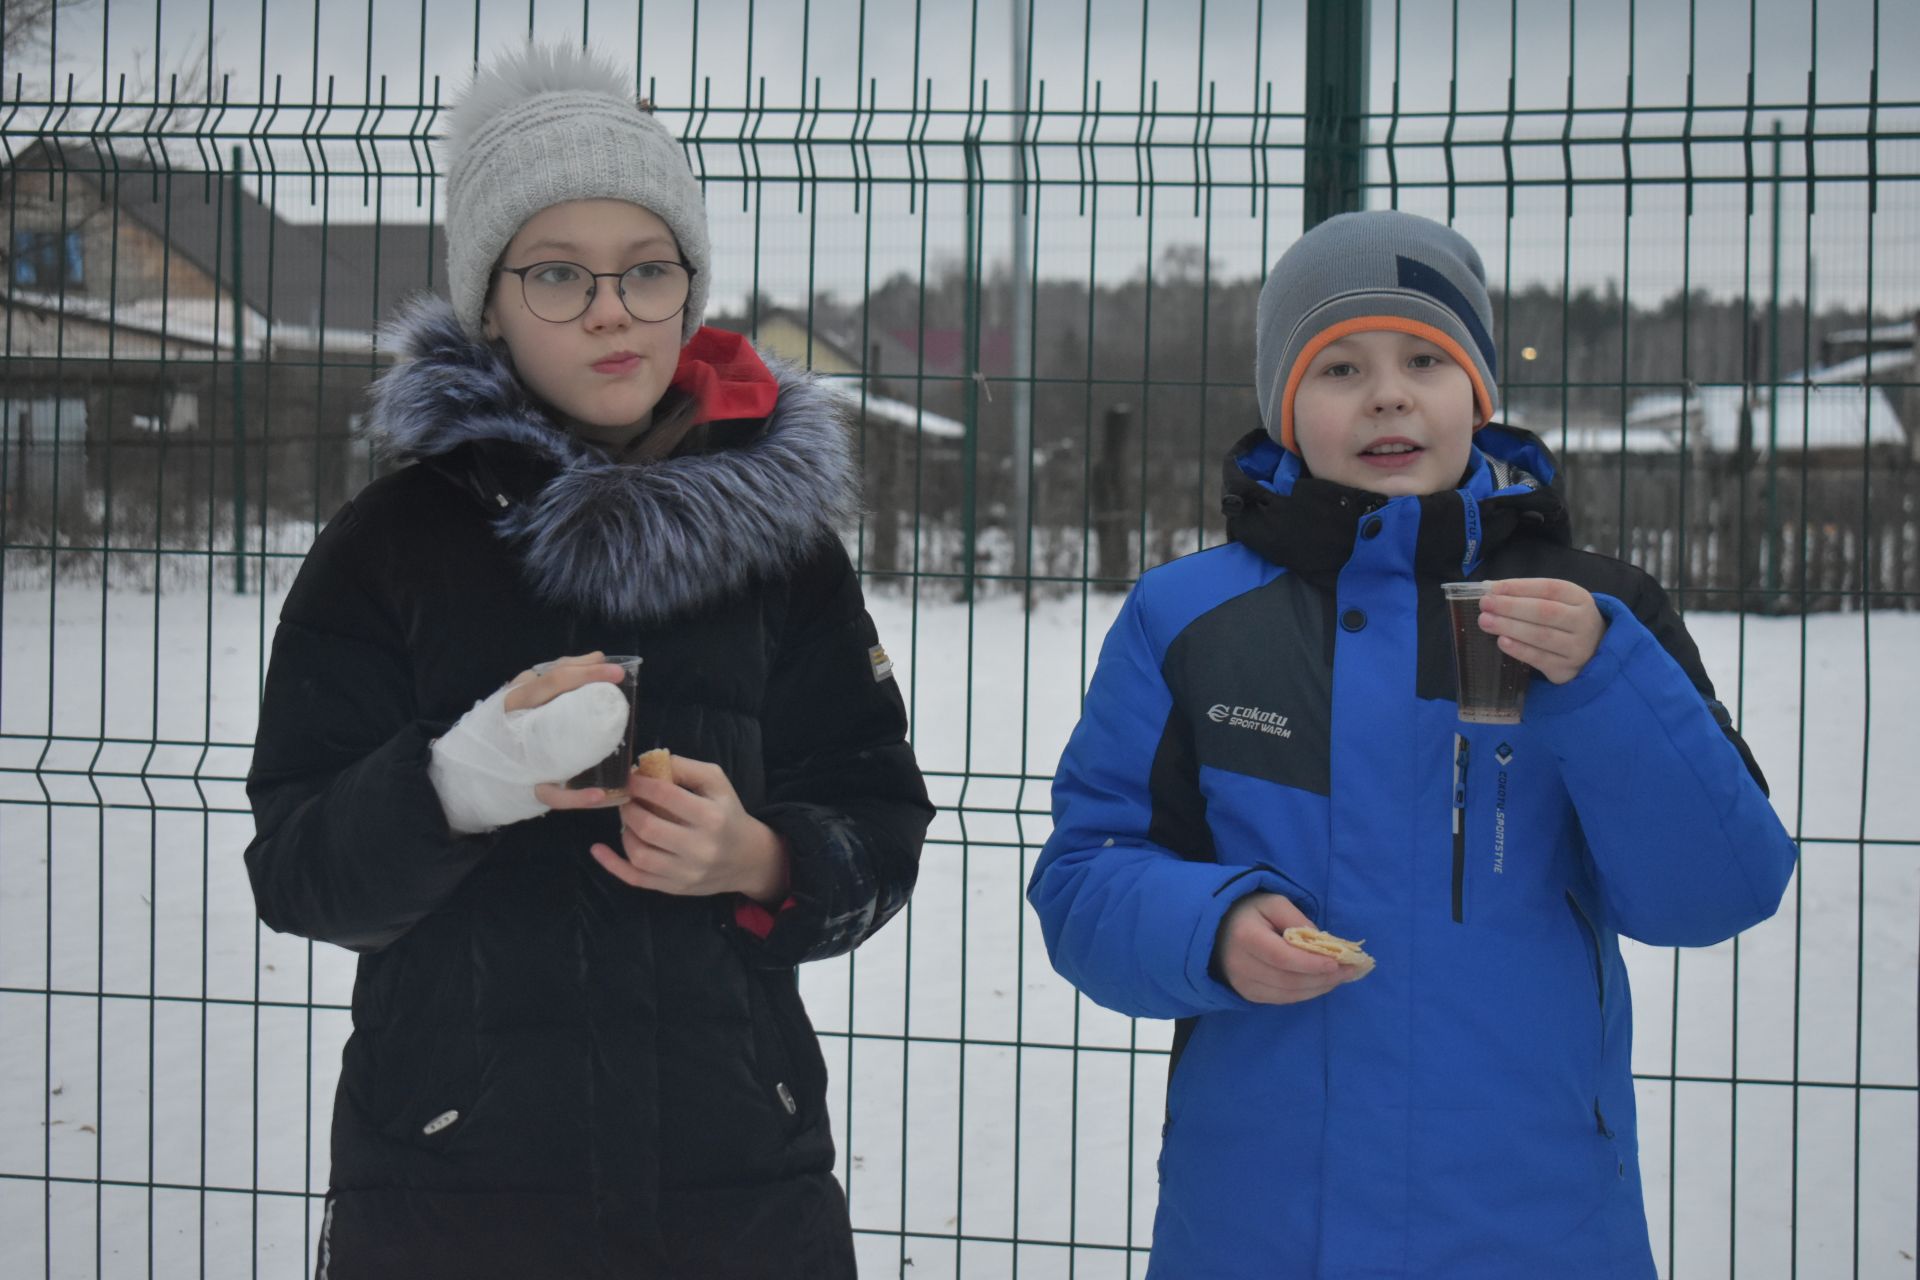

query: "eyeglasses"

left=496, top=259, right=695, bottom=324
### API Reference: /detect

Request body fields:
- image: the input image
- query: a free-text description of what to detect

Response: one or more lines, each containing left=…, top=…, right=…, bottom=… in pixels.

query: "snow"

left=1, top=568, right=1914, bottom=1278
left=1797, top=350, right=1918, bottom=384
left=2, top=287, right=378, bottom=357
left=830, top=385, right=969, bottom=440
left=1622, top=384, right=1909, bottom=454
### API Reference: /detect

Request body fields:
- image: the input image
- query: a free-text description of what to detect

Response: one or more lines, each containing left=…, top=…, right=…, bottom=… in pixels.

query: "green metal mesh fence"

left=1, top=1, right=1916, bottom=1276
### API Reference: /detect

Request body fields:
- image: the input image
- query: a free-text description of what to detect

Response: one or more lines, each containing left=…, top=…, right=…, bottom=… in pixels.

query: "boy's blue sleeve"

left=1524, top=589, right=1798, bottom=947
left=1027, top=584, right=1298, bottom=1020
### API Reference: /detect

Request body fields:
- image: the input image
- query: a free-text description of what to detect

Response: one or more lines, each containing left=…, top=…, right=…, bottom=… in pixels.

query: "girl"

left=245, top=43, right=932, bottom=1279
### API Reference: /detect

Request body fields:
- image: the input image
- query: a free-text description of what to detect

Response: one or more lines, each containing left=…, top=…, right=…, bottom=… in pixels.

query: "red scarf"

left=668, top=326, right=780, bottom=424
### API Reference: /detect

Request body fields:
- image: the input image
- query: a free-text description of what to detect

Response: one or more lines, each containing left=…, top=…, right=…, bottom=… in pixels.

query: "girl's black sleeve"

left=243, top=501, right=482, bottom=953
left=741, top=538, right=935, bottom=965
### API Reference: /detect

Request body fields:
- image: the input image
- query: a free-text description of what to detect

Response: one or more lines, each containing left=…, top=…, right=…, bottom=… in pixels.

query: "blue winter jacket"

left=1029, top=425, right=1797, bottom=1279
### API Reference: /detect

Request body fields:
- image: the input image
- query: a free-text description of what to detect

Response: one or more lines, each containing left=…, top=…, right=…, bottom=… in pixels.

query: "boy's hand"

left=1215, top=893, right=1360, bottom=1005
left=1477, top=578, right=1606, bottom=685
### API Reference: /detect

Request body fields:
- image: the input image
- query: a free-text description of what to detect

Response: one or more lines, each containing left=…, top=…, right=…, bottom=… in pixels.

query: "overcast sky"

left=8, top=0, right=1918, bottom=312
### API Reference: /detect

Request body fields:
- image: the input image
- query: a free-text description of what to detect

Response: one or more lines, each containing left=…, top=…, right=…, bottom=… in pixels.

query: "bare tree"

left=3, top=0, right=91, bottom=65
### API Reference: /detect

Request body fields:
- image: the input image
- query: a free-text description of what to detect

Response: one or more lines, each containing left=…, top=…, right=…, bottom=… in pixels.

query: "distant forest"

left=720, top=257, right=1901, bottom=434
left=708, top=264, right=1914, bottom=596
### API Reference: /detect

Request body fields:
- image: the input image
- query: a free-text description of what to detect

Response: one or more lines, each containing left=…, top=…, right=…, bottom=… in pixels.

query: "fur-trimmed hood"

left=362, top=295, right=857, bottom=626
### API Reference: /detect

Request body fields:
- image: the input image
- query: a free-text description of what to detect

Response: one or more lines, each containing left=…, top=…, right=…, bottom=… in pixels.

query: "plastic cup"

left=532, top=655, right=643, bottom=790
left=1441, top=583, right=1529, bottom=724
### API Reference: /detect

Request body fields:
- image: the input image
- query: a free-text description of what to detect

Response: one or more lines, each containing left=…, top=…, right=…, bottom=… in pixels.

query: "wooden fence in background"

left=1560, top=448, right=1919, bottom=612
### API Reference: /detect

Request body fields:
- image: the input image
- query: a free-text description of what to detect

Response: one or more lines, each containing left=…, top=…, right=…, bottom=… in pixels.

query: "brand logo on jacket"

left=1207, top=703, right=1293, bottom=738
left=1493, top=741, right=1513, bottom=873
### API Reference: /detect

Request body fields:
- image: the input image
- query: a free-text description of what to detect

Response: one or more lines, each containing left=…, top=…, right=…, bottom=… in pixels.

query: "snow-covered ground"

left=1, top=567, right=1914, bottom=1278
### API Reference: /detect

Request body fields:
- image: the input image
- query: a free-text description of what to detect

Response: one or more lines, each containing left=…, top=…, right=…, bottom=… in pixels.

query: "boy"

left=1027, top=209, right=1797, bottom=1278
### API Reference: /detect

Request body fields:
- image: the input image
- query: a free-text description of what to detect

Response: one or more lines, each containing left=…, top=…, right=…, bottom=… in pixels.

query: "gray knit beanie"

left=441, top=42, right=710, bottom=343
left=1255, top=209, right=1498, bottom=451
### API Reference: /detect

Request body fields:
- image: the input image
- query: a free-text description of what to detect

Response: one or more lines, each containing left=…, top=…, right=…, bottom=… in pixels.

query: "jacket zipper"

left=1565, top=890, right=1613, bottom=1139
left=1451, top=733, right=1469, bottom=923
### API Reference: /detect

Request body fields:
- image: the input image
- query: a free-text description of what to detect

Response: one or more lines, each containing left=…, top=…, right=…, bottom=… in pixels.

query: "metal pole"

left=1304, top=0, right=1370, bottom=230
left=962, top=133, right=981, bottom=604
left=1010, top=0, right=1033, bottom=593
left=1766, top=120, right=1781, bottom=599
left=231, top=144, right=247, bottom=595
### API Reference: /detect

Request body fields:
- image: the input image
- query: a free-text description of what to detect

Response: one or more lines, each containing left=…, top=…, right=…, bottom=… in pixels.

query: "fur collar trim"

left=362, top=295, right=857, bottom=625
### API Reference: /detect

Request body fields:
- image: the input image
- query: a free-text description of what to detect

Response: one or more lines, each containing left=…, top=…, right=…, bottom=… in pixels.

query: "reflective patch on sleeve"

left=869, top=644, right=895, bottom=682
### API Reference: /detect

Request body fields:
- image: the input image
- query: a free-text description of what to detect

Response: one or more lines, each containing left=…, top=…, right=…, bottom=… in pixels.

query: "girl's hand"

left=514, top=652, right=630, bottom=811
left=589, top=755, right=792, bottom=903
left=1214, top=893, right=1359, bottom=1005
left=428, top=652, right=629, bottom=834
left=1477, top=578, right=1607, bottom=685
left=505, top=651, right=623, bottom=712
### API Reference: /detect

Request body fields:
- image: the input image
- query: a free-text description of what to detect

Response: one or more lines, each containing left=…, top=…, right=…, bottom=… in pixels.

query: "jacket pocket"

left=363, top=1024, right=480, bottom=1149
left=1564, top=890, right=1621, bottom=1151
left=1564, top=890, right=1606, bottom=1029
left=749, top=973, right=827, bottom=1131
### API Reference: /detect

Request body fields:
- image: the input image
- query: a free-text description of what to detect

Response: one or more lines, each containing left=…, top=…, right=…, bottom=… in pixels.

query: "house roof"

left=1532, top=419, right=1693, bottom=456
left=829, top=384, right=965, bottom=439
left=290, top=221, right=444, bottom=329
left=752, top=308, right=867, bottom=370
left=1822, top=318, right=1915, bottom=349
left=5, top=141, right=442, bottom=336
left=1785, top=348, right=1917, bottom=384
left=1621, top=383, right=1908, bottom=453
left=880, top=326, right=1014, bottom=379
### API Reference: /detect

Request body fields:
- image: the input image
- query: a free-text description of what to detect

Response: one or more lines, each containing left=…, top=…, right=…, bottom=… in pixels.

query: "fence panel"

left=1, top=1, right=1916, bottom=1277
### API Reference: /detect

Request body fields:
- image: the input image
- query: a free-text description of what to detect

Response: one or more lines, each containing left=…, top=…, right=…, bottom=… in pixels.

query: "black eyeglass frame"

left=495, top=259, right=698, bottom=324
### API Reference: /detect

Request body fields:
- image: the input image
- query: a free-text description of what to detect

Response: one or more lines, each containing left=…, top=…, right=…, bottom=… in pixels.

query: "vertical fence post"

left=231, top=144, right=248, bottom=594
left=870, top=344, right=900, bottom=576
left=962, top=127, right=982, bottom=603
left=1010, top=0, right=1033, bottom=593
left=1094, top=402, right=1133, bottom=588
left=1304, top=0, right=1369, bottom=230
left=1765, top=120, right=1782, bottom=602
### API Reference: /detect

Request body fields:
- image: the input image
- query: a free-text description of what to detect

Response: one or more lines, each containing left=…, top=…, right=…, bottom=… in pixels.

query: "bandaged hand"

left=428, top=654, right=629, bottom=835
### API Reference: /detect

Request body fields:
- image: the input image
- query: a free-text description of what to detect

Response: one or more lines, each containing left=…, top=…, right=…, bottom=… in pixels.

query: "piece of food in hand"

left=632, top=748, right=674, bottom=780
left=1282, top=926, right=1376, bottom=976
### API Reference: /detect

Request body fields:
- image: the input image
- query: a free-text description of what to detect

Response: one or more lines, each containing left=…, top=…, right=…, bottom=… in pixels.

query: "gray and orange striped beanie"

left=1255, top=209, right=1499, bottom=452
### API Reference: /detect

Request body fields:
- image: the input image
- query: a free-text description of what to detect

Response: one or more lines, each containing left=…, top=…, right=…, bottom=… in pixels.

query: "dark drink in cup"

left=1441, top=583, right=1529, bottom=724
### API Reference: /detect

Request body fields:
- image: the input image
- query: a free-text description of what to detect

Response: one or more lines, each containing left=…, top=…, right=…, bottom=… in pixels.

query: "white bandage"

left=427, top=680, right=629, bottom=835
